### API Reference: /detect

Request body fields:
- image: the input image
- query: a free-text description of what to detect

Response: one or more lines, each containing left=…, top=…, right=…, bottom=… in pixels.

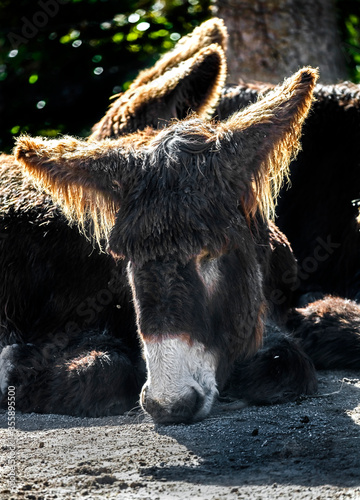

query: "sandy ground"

left=1, top=370, right=360, bottom=500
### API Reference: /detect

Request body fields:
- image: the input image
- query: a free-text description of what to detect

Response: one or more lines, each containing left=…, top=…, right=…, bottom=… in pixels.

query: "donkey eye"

left=197, top=249, right=217, bottom=264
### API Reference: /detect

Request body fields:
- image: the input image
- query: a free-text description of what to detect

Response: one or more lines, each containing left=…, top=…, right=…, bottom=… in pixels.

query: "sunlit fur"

left=14, top=135, right=136, bottom=249
left=15, top=68, right=318, bottom=250
left=222, top=70, right=317, bottom=220
left=90, top=19, right=228, bottom=140
left=218, top=80, right=360, bottom=303
left=130, top=18, right=227, bottom=89
left=90, top=44, right=227, bottom=139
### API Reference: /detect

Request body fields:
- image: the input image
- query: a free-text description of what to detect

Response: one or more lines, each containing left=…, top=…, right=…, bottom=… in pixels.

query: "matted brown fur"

left=130, top=18, right=227, bottom=89
left=90, top=44, right=227, bottom=140
left=90, top=18, right=228, bottom=141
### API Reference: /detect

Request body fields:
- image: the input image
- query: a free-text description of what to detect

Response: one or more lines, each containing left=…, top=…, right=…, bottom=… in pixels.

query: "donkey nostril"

left=142, top=387, right=206, bottom=424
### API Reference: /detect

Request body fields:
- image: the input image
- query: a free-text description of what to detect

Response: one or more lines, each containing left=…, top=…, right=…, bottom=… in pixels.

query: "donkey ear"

left=130, top=18, right=228, bottom=89
left=14, top=135, right=126, bottom=244
left=215, top=67, right=319, bottom=219
left=90, top=44, right=227, bottom=140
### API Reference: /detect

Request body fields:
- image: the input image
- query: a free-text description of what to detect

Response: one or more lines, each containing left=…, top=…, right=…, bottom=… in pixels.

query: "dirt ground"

left=1, top=369, right=360, bottom=500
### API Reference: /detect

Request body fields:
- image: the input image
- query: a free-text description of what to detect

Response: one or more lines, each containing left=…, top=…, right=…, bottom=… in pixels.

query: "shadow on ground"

left=0, top=370, right=359, bottom=499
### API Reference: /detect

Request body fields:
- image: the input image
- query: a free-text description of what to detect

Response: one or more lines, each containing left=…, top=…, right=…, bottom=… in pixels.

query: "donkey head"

left=15, top=67, right=318, bottom=423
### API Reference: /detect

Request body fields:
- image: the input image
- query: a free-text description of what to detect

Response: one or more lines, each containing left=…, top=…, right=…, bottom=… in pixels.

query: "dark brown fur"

left=217, top=80, right=360, bottom=305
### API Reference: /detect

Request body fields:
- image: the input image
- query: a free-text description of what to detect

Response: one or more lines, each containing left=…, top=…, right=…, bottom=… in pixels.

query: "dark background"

left=0, top=0, right=358, bottom=153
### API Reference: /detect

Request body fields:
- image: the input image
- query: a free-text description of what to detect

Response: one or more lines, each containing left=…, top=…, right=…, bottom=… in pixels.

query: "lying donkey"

left=2, top=67, right=359, bottom=424
left=0, top=32, right=227, bottom=419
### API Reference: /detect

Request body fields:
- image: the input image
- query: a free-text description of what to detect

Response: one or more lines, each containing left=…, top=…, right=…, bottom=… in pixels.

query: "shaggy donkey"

left=217, top=80, right=360, bottom=306
left=3, top=67, right=360, bottom=422
left=4, top=67, right=328, bottom=422
left=0, top=36, right=227, bottom=418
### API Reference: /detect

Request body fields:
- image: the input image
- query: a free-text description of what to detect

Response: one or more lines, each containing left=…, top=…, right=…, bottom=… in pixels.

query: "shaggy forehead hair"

left=110, top=118, right=248, bottom=264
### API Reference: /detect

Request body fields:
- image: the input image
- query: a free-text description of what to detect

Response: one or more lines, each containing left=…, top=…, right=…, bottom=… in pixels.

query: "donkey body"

left=4, top=67, right=360, bottom=424
left=0, top=153, right=143, bottom=415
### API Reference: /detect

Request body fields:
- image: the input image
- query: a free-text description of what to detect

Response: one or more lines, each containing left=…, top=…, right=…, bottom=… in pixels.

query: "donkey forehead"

left=110, top=133, right=246, bottom=263
left=133, top=119, right=243, bottom=210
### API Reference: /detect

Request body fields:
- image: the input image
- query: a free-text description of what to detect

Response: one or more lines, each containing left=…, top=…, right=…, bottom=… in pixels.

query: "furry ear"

left=216, top=67, right=319, bottom=220
left=14, top=135, right=128, bottom=244
left=90, top=43, right=227, bottom=140
left=130, top=18, right=228, bottom=89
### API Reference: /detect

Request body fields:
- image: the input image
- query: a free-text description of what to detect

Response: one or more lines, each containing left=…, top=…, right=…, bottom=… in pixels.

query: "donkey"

left=3, top=68, right=360, bottom=423
left=0, top=67, right=343, bottom=421
left=0, top=34, right=227, bottom=418
left=217, top=80, right=360, bottom=307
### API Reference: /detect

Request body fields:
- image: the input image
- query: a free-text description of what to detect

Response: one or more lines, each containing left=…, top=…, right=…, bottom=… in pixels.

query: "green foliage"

left=336, top=0, right=360, bottom=83
left=0, top=0, right=211, bottom=152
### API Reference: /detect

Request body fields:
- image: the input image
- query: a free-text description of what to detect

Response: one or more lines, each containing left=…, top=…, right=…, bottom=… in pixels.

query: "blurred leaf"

left=112, top=32, right=124, bottom=43
left=29, top=74, right=38, bottom=84
left=337, top=0, right=360, bottom=82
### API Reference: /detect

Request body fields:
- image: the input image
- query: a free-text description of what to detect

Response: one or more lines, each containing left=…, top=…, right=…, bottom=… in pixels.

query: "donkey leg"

left=286, top=295, right=360, bottom=369
left=0, top=335, right=146, bottom=417
left=48, top=337, right=146, bottom=417
left=224, top=324, right=318, bottom=405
